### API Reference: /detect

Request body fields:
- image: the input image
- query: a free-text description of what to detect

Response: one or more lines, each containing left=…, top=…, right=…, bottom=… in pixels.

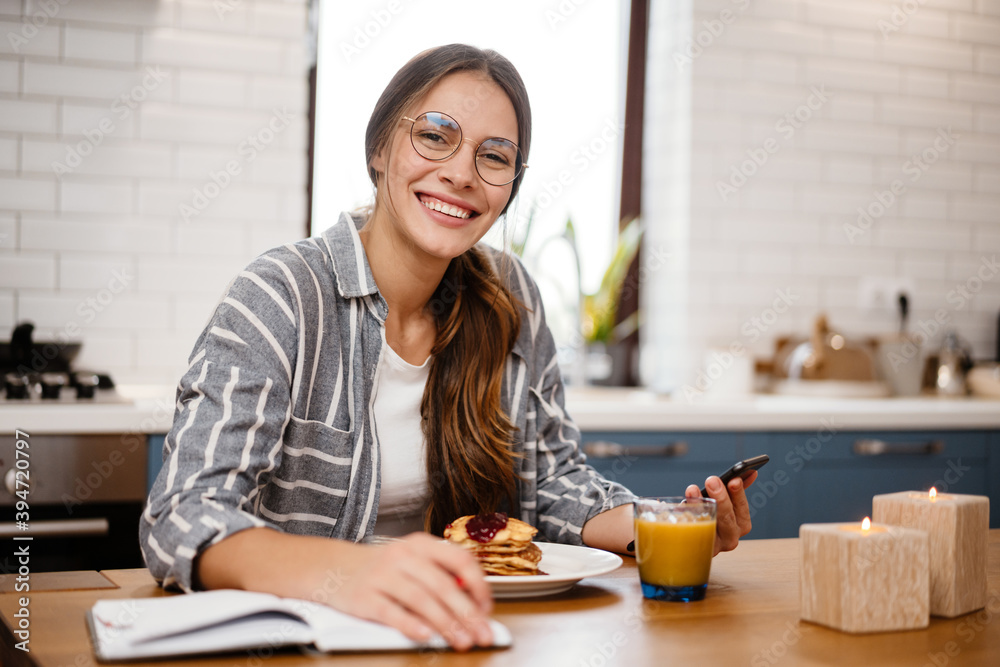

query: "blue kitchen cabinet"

left=759, top=430, right=990, bottom=537
left=581, top=431, right=742, bottom=499
left=581, top=429, right=998, bottom=539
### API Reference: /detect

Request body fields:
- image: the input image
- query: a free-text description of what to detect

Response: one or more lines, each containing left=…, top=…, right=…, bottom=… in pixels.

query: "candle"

left=800, top=518, right=929, bottom=633
left=873, top=488, right=989, bottom=618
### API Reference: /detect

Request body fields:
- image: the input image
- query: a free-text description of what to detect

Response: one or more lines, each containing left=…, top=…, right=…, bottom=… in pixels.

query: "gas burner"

left=4, top=373, right=27, bottom=400
left=39, top=372, right=65, bottom=399
left=0, top=321, right=131, bottom=406
left=1, top=372, right=128, bottom=405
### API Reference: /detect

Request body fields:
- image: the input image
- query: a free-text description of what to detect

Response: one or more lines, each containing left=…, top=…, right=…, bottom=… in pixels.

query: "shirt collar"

left=322, top=211, right=381, bottom=300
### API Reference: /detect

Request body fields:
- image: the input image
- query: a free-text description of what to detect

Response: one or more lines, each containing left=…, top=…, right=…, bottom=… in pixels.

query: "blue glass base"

left=641, top=582, right=707, bottom=602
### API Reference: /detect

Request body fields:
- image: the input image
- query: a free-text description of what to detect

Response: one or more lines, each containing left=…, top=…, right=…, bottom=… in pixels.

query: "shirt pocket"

left=259, top=415, right=356, bottom=536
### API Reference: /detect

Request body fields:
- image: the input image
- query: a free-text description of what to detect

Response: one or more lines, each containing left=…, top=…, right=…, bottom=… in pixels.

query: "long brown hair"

left=364, top=45, right=531, bottom=534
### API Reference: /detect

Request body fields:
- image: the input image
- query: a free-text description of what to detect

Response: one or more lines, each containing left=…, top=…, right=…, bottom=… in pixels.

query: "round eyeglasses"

left=402, top=111, right=528, bottom=187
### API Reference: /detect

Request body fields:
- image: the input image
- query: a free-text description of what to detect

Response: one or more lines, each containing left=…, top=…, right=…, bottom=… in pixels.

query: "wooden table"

left=2, top=533, right=998, bottom=666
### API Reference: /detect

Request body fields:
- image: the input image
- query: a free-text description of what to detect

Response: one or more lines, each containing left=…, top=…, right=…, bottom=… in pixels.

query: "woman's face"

left=370, top=70, right=519, bottom=262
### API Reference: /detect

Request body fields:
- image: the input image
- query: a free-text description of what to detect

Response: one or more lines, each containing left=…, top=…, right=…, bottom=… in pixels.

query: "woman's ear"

left=370, top=147, right=387, bottom=179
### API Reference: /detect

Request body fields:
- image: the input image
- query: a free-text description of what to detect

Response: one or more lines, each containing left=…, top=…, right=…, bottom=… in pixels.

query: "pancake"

left=444, top=514, right=537, bottom=547
left=445, top=512, right=544, bottom=576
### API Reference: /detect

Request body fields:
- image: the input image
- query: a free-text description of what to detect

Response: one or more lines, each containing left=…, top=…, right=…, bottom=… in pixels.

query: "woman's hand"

left=196, top=528, right=493, bottom=652
left=685, top=471, right=757, bottom=556
left=329, top=532, right=494, bottom=651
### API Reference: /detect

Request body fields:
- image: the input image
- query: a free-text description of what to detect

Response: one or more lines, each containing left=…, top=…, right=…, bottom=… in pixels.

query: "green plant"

left=582, top=217, right=642, bottom=345
left=510, top=202, right=536, bottom=258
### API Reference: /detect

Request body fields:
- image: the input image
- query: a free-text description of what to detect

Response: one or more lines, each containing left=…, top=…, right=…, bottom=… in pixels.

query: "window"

left=311, top=1, right=628, bottom=353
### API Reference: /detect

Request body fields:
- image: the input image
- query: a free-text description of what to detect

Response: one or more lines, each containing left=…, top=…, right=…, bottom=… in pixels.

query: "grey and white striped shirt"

left=140, top=211, right=635, bottom=592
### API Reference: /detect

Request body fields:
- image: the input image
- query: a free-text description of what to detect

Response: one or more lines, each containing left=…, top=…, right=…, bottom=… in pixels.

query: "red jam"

left=467, top=512, right=508, bottom=543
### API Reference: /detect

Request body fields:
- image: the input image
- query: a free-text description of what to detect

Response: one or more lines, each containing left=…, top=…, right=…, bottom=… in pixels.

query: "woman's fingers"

left=703, top=475, right=743, bottom=554
left=419, top=535, right=493, bottom=616
left=727, top=476, right=753, bottom=538
left=399, top=548, right=493, bottom=646
left=360, top=534, right=493, bottom=650
left=379, top=572, right=479, bottom=650
left=360, top=592, right=434, bottom=643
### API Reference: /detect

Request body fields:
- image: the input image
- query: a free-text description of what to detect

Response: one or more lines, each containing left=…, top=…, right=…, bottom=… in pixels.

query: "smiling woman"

left=139, top=43, right=651, bottom=653
left=140, top=42, right=757, bottom=653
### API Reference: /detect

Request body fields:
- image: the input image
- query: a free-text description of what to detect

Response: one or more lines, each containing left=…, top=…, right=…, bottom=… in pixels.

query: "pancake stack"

left=444, top=512, right=544, bottom=576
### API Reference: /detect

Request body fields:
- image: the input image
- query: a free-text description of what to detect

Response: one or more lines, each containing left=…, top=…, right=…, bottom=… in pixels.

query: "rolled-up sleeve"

left=139, top=257, right=299, bottom=592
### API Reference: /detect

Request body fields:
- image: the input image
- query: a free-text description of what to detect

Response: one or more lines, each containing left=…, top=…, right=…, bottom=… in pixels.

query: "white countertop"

left=564, top=386, right=1000, bottom=432
left=1, top=385, right=998, bottom=436
left=0, top=385, right=176, bottom=436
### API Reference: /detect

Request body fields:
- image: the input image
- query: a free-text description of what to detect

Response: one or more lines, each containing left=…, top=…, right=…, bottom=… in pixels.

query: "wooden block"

left=800, top=522, right=929, bottom=633
left=873, top=491, right=990, bottom=618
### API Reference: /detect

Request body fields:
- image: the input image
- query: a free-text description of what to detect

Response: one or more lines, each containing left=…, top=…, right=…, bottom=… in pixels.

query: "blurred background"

left=2, top=0, right=1000, bottom=568
left=0, top=0, right=997, bottom=395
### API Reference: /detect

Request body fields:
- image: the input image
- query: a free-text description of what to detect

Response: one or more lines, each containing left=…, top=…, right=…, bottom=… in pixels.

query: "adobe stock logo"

left=843, top=126, right=958, bottom=243
left=339, top=1, right=405, bottom=63
left=178, top=108, right=294, bottom=222
left=716, top=85, right=829, bottom=203
left=51, top=67, right=169, bottom=177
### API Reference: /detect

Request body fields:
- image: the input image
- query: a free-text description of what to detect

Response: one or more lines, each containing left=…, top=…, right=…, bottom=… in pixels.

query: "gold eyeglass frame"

left=402, top=112, right=528, bottom=186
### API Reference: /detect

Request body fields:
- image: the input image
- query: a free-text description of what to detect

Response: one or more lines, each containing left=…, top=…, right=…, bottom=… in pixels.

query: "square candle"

left=873, top=490, right=989, bottom=618
left=800, top=520, right=929, bottom=633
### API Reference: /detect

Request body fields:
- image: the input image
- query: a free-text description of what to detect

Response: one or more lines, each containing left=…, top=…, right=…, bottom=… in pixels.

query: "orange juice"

left=635, top=517, right=716, bottom=587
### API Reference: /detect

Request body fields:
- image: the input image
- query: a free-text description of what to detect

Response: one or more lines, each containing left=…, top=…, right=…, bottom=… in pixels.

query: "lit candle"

left=800, top=518, right=929, bottom=633
left=873, top=488, right=989, bottom=618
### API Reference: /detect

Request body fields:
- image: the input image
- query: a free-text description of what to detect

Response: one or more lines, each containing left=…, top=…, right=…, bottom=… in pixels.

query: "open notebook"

left=87, top=590, right=512, bottom=661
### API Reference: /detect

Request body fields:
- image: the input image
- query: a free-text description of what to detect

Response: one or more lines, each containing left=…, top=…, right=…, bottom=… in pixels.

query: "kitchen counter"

left=564, top=386, right=1000, bottom=432
left=0, top=385, right=176, bottom=436
left=0, top=385, right=997, bottom=436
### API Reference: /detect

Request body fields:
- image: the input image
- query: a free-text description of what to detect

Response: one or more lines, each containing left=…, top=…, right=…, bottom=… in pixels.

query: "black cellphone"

left=700, top=455, right=769, bottom=497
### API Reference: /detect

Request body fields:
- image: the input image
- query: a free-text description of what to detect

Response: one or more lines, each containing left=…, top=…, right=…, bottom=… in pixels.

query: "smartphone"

left=700, top=454, right=769, bottom=497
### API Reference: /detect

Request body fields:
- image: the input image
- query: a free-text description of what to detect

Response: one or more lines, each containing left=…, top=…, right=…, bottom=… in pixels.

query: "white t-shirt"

left=371, top=339, right=431, bottom=536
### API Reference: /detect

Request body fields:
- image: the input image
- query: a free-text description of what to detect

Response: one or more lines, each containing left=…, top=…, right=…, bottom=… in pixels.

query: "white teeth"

left=421, top=197, right=471, bottom=219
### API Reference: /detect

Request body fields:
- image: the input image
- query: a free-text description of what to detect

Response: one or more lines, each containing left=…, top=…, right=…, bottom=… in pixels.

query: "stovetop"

left=0, top=371, right=132, bottom=406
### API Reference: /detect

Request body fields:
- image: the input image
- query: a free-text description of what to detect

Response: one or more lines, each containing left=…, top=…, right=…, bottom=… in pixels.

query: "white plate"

left=486, top=542, right=622, bottom=599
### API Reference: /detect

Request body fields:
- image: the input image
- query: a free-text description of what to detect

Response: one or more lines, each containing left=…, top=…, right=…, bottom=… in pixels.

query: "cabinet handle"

left=853, top=439, right=944, bottom=456
left=583, top=441, right=689, bottom=458
left=0, top=518, right=109, bottom=538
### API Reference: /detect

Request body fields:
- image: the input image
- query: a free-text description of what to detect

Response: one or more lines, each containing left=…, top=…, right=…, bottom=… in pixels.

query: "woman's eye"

left=481, top=151, right=511, bottom=166
left=418, top=131, right=447, bottom=144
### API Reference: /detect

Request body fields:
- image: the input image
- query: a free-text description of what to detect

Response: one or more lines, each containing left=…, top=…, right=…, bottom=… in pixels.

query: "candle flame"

left=862, top=517, right=871, bottom=531
left=929, top=487, right=937, bottom=499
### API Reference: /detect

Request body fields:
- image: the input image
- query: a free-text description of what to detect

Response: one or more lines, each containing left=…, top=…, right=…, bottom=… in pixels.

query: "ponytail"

left=422, top=248, right=522, bottom=535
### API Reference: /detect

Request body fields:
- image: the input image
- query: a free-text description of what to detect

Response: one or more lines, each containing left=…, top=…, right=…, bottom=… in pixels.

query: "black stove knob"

left=39, top=372, right=66, bottom=399
left=74, top=373, right=99, bottom=399
left=4, top=374, right=27, bottom=400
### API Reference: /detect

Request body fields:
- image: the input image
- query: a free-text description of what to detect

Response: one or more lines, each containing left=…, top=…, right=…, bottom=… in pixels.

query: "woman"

left=141, top=44, right=755, bottom=651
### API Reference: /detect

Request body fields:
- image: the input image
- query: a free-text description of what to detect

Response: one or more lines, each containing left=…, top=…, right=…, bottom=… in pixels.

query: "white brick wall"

left=642, top=0, right=1000, bottom=393
left=0, top=0, right=310, bottom=384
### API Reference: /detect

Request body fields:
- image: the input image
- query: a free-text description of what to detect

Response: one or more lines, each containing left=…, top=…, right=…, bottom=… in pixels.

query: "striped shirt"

left=140, top=211, right=636, bottom=592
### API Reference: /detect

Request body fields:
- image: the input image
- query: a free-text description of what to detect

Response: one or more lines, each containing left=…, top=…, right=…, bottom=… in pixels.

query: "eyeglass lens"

left=409, top=112, right=522, bottom=186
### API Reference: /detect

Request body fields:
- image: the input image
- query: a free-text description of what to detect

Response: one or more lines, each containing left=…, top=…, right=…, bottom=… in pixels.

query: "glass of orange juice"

left=633, top=497, right=717, bottom=602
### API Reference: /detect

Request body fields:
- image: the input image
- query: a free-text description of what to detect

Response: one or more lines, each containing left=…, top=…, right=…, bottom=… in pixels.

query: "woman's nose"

left=438, top=140, right=479, bottom=188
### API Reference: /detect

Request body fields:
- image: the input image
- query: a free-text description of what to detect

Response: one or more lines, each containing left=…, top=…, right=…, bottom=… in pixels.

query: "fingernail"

left=478, top=620, right=494, bottom=645
left=708, top=477, right=723, bottom=493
